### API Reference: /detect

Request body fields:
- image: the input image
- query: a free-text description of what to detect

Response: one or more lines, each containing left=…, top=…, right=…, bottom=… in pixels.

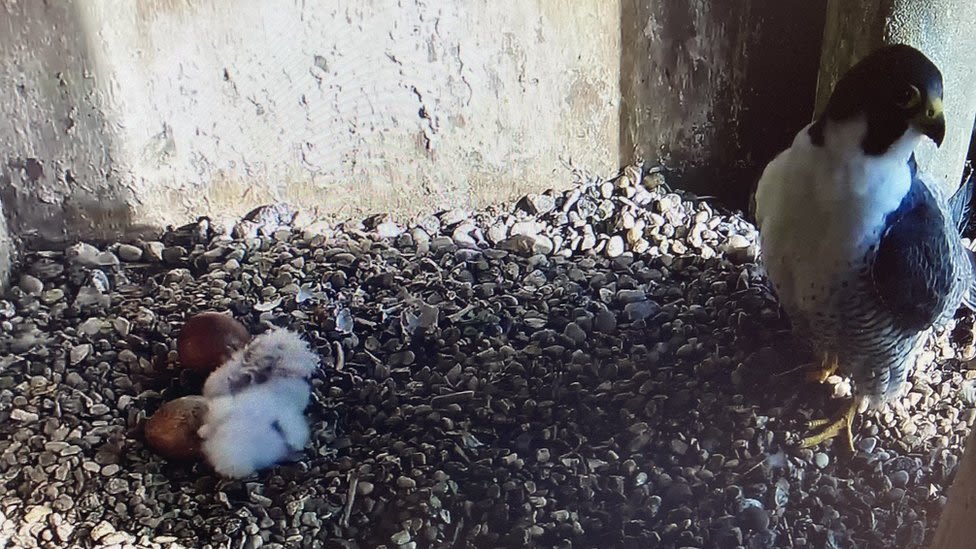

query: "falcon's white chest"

left=754, top=118, right=921, bottom=317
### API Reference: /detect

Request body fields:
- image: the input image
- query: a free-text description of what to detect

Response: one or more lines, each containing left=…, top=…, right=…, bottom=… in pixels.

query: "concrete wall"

left=0, top=0, right=620, bottom=246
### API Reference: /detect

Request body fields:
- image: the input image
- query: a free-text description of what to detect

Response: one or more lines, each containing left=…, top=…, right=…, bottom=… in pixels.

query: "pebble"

left=391, top=531, right=411, bottom=545
left=69, top=344, right=92, bottom=365
left=116, top=244, right=143, bottom=262
left=357, top=481, right=375, bottom=496
left=563, top=322, right=587, bottom=346
left=521, top=193, right=556, bottom=215
left=890, top=469, right=910, bottom=488
left=669, top=439, right=689, bottom=455
left=616, top=289, right=647, bottom=304
left=18, top=274, right=43, bottom=295
left=23, top=506, right=51, bottom=524
left=857, top=436, right=877, bottom=454
left=162, top=246, right=186, bottom=264
left=728, top=234, right=750, bottom=249
left=112, top=317, right=131, bottom=336
left=41, top=288, right=65, bottom=304
left=532, top=235, right=555, bottom=255
left=90, top=521, right=115, bottom=541
left=605, top=236, right=625, bottom=258
left=738, top=504, right=770, bottom=532
left=624, top=301, right=659, bottom=321
left=143, top=241, right=165, bottom=262
left=10, top=409, right=39, bottom=422
left=376, top=220, right=403, bottom=238
left=594, top=309, right=617, bottom=333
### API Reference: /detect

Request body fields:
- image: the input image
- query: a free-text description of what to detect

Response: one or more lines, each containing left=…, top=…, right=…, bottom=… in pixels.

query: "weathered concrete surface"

left=0, top=0, right=143, bottom=246
left=620, top=0, right=828, bottom=211
left=0, top=0, right=619, bottom=246
left=817, top=0, right=976, bottom=190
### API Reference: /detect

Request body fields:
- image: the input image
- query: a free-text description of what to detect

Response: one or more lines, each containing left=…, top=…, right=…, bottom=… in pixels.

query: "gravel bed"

left=0, top=164, right=974, bottom=548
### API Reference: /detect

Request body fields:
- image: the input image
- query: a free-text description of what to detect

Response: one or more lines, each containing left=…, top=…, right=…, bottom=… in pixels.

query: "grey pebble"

left=624, top=301, right=660, bottom=321
left=391, top=530, right=411, bottom=545
left=19, top=274, right=43, bottom=295
left=890, top=469, right=910, bottom=488
left=116, top=243, right=143, bottom=262
left=162, top=246, right=187, bottom=264
left=857, top=436, right=878, bottom=454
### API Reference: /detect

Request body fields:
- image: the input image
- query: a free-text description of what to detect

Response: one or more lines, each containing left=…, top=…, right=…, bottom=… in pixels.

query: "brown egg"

left=144, top=396, right=209, bottom=460
left=177, top=312, right=251, bottom=372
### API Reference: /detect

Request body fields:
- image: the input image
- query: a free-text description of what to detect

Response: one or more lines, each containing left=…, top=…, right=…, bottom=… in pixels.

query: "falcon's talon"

left=800, top=398, right=859, bottom=452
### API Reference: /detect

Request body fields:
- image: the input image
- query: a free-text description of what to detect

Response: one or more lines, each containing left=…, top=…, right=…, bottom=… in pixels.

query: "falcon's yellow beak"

left=914, top=94, right=945, bottom=147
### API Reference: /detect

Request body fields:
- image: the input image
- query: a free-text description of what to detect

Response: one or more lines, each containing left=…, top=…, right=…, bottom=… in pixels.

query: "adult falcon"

left=753, top=44, right=976, bottom=449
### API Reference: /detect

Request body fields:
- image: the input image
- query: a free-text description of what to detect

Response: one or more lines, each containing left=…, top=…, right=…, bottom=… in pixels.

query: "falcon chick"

left=753, top=44, right=976, bottom=450
left=198, top=327, right=320, bottom=477
left=203, top=326, right=319, bottom=399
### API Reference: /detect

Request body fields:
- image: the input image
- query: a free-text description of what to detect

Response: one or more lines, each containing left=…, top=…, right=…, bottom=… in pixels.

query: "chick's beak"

left=914, top=95, right=945, bottom=147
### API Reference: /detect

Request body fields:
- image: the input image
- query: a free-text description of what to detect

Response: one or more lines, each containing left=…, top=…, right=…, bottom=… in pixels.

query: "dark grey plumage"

left=853, top=161, right=976, bottom=401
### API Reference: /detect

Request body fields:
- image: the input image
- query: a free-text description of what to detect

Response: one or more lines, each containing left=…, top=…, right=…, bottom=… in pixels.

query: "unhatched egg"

left=177, top=312, right=251, bottom=372
left=144, top=396, right=209, bottom=460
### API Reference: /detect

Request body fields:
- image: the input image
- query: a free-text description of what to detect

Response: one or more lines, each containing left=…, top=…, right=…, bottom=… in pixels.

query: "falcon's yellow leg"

left=800, top=397, right=859, bottom=452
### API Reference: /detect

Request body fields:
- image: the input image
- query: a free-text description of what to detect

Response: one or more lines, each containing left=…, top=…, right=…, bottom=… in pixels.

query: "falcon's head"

left=810, top=44, right=945, bottom=155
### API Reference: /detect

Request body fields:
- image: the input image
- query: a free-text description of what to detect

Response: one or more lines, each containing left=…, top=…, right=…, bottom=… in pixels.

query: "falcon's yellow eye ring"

left=895, top=85, right=922, bottom=109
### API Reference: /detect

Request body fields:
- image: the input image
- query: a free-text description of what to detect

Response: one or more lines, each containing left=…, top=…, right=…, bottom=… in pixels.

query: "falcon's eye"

left=895, top=85, right=922, bottom=109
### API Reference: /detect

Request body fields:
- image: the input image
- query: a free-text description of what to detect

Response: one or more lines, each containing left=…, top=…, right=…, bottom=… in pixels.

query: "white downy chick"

left=198, top=378, right=312, bottom=477
left=197, top=328, right=320, bottom=478
left=203, top=327, right=319, bottom=398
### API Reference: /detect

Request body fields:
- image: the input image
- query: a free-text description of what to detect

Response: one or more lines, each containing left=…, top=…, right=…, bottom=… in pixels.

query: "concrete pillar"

left=816, top=0, right=976, bottom=190
left=619, top=0, right=827, bottom=212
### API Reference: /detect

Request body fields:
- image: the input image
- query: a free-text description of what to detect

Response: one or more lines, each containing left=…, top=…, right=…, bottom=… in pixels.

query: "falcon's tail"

left=962, top=251, right=976, bottom=311
left=949, top=167, right=974, bottom=234
left=950, top=168, right=976, bottom=311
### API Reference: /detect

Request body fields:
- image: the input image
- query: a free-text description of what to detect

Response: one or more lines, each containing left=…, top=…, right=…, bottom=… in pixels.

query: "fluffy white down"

left=754, top=117, right=923, bottom=317
left=204, top=327, right=320, bottom=398
left=198, top=378, right=312, bottom=478
left=197, top=328, right=319, bottom=478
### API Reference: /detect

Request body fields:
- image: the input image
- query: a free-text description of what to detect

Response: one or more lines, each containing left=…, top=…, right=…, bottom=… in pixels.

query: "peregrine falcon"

left=753, top=44, right=976, bottom=449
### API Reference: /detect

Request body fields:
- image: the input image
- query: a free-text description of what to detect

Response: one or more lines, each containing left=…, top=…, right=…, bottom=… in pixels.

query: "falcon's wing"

left=871, top=158, right=959, bottom=331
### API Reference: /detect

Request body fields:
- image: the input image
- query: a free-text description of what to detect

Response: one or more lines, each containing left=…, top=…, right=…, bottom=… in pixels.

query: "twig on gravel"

left=333, top=341, right=345, bottom=371
left=341, top=470, right=359, bottom=528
